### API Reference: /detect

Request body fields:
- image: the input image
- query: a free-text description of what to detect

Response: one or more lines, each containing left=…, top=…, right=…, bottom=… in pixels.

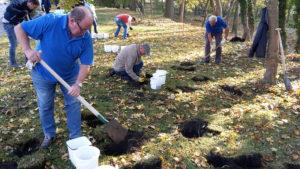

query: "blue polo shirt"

left=21, top=14, right=93, bottom=82
left=205, top=16, right=228, bottom=34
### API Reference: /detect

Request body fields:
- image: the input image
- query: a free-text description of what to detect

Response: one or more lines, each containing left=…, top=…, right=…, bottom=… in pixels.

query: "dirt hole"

left=171, top=65, right=196, bottom=71
left=0, top=161, right=18, bottom=169
left=192, top=76, right=211, bottom=82
left=13, top=138, right=40, bottom=158
left=179, top=119, right=220, bottom=138
left=93, top=129, right=145, bottom=156
left=229, top=36, right=245, bottom=42
left=220, top=85, right=243, bottom=96
left=206, top=152, right=263, bottom=169
left=180, top=61, right=195, bottom=67
left=122, top=156, right=162, bottom=169
left=176, top=85, right=197, bottom=93
left=285, top=163, right=300, bottom=169
left=82, top=114, right=104, bottom=128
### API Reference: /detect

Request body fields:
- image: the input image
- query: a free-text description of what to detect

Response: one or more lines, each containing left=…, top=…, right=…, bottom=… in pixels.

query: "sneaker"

left=203, top=57, right=210, bottom=63
left=40, top=136, right=55, bottom=149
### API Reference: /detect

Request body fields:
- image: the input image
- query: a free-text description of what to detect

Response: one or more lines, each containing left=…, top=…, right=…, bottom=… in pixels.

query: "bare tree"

left=247, top=0, right=254, bottom=38
left=179, top=0, right=185, bottom=22
left=263, top=0, right=279, bottom=84
left=239, top=0, right=250, bottom=40
left=164, top=0, right=174, bottom=18
left=295, top=0, right=300, bottom=53
left=278, top=0, right=287, bottom=49
left=215, top=0, right=222, bottom=16
left=231, top=2, right=239, bottom=36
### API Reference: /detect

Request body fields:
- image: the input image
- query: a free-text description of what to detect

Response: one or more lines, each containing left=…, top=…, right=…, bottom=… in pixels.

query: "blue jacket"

left=248, top=7, right=268, bottom=58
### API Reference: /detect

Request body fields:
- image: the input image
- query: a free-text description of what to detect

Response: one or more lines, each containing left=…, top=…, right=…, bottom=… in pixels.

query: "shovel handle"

left=276, top=28, right=287, bottom=72
left=39, top=60, right=109, bottom=124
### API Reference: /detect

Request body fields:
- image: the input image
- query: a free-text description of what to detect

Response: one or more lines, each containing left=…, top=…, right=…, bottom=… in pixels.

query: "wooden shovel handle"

left=39, top=60, right=109, bottom=124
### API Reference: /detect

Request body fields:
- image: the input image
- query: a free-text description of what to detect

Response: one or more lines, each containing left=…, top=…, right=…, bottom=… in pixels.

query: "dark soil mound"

left=285, top=163, right=300, bottom=169
left=220, top=85, right=243, bottom=96
left=176, top=85, right=197, bottom=93
left=122, top=156, right=162, bottom=169
left=229, top=37, right=245, bottom=42
left=192, top=76, right=211, bottom=82
left=180, top=61, right=195, bottom=67
left=171, top=65, right=196, bottom=71
left=0, top=161, right=18, bottom=169
left=206, top=152, right=263, bottom=169
left=13, top=138, right=40, bottom=158
left=179, top=119, right=220, bottom=138
left=82, top=114, right=103, bottom=128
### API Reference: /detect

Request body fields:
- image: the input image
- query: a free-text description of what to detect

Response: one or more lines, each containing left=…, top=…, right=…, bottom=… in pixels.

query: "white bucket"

left=111, top=45, right=119, bottom=53
left=150, top=77, right=162, bottom=90
left=121, top=46, right=126, bottom=51
left=103, top=33, right=109, bottom=39
left=66, top=136, right=92, bottom=167
left=104, top=45, right=111, bottom=52
left=152, top=69, right=167, bottom=85
left=74, top=146, right=100, bottom=169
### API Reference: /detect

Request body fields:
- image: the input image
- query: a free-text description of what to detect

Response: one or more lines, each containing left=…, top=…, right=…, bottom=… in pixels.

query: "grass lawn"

left=0, top=7, right=299, bottom=169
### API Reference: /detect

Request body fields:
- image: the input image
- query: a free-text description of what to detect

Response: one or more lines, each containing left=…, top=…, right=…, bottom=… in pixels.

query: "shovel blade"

left=104, top=119, right=128, bottom=144
left=284, top=74, right=293, bottom=91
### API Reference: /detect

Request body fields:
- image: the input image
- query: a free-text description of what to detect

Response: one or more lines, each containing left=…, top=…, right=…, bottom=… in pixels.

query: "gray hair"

left=208, top=15, right=217, bottom=22
left=70, top=6, right=92, bottom=22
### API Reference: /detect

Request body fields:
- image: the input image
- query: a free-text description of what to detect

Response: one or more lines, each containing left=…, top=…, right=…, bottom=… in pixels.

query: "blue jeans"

left=114, top=17, right=127, bottom=39
left=3, top=23, right=18, bottom=66
left=205, top=32, right=223, bottom=63
left=31, top=69, right=81, bottom=139
left=115, top=62, right=143, bottom=81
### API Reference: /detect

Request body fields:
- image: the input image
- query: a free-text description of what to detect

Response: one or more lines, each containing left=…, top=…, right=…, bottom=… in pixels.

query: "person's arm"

left=128, top=16, right=132, bottom=29
left=14, top=24, right=40, bottom=62
left=208, top=33, right=212, bottom=43
left=125, top=55, right=139, bottom=81
left=224, top=27, right=229, bottom=40
left=68, top=65, right=90, bottom=97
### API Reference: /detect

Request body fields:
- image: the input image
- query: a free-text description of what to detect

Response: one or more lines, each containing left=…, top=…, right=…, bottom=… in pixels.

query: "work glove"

left=129, top=27, right=133, bottom=30
left=138, top=77, right=145, bottom=83
left=140, top=72, right=146, bottom=78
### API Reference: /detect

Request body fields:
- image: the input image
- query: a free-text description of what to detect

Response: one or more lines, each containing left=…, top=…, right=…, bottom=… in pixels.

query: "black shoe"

left=40, top=136, right=55, bottom=149
left=106, top=68, right=116, bottom=77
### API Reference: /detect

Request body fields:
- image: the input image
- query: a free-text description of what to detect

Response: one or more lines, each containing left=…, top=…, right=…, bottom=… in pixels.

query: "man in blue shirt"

left=14, top=6, right=94, bottom=148
left=204, top=15, right=229, bottom=64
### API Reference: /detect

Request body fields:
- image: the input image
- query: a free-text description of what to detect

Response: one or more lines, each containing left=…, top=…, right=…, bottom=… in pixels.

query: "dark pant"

left=115, top=62, right=143, bottom=81
left=3, top=23, right=17, bottom=66
left=205, top=32, right=223, bottom=64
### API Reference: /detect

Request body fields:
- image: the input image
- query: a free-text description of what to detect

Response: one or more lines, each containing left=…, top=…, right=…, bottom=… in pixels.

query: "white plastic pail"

left=73, top=146, right=100, bottom=169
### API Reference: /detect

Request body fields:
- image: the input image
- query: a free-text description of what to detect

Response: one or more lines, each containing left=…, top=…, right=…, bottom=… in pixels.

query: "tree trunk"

left=224, top=0, right=236, bottom=20
left=215, top=0, right=222, bottom=16
left=179, top=0, right=185, bottom=22
left=247, top=0, right=254, bottom=38
left=239, top=0, right=250, bottom=40
left=278, top=0, right=287, bottom=49
left=295, top=0, right=300, bottom=53
left=164, top=0, right=174, bottom=18
left=263, top=0, right=279, bottom=84
left=202, top=0, right=210, bottom=26
left=210, top=0, right=215, bottom=14
left=231, top=2, right=239, bottom=36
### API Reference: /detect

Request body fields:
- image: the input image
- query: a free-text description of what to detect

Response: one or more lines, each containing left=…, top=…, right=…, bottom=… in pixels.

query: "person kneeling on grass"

left=110, top=43, right=150, bottom=83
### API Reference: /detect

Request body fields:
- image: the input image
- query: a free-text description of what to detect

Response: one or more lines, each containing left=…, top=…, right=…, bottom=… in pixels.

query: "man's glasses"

left=76, top=21, right=86, bottom=33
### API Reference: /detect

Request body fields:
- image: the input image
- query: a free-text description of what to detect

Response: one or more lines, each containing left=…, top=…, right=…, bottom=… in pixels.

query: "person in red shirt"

left=114, top=14, right=136, bottom=39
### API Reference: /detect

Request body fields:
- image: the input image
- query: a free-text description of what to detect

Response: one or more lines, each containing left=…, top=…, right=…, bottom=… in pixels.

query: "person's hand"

left=138, top=77, right=145, bottom=83
left=68, top=83, right=80, bottom=97
left=25, top=49, right=41, bottom=63
left=129, top=27, right=133, bottom=30
left=224, top=36, right=228, bottom=41
left=140, top=72, right=146, bottom=78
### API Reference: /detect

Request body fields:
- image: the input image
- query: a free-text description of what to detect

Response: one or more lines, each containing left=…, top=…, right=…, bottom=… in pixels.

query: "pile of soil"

left=206, top=152, right=263, bottom=169
left=171, top=65, right=196, bottom=71
left=82, top=114, right=103, bottom=128
left=176, top=85, right=197, bottom=93
left=285, top=163, right=300, bottom=169
left=192, top=76, right=211, bottom=82
left=93, top=127, right=145, bottom=156
left=17, top=152, right=46, bottom=169
left=122, top=156, right=162, bottom=169
left=13, top=138, right=40, bottom=158
left=220, top=85, right=243, bottom=96
left=180, top=61, right=195, bottom=67
left=229, top=37, right=245, bottom=42
left=179, top=118, right=220, bottom=138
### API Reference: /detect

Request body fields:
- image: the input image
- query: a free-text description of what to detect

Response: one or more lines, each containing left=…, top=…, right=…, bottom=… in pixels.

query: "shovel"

left=36, top=60, right=128, bottom=143
left=276, top=28, right=293, bottom=91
